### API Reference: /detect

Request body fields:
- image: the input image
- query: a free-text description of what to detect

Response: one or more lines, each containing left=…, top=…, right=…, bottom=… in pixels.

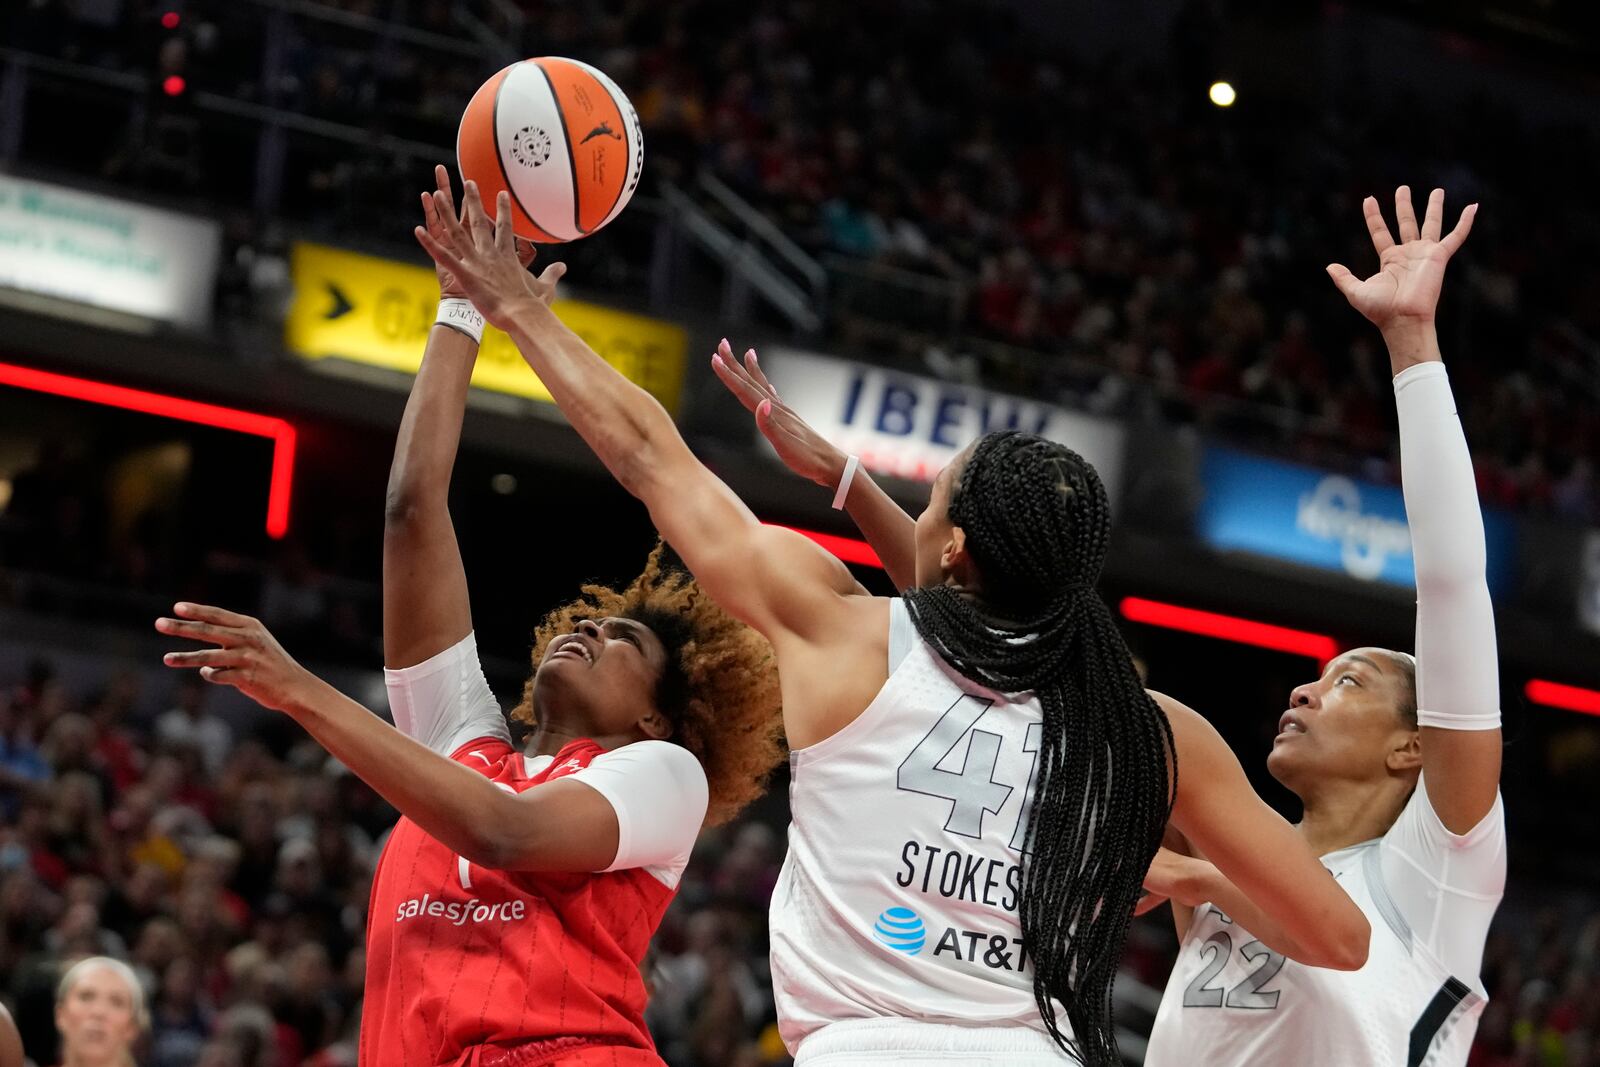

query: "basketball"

left=456, top=57, right=643, bottom=243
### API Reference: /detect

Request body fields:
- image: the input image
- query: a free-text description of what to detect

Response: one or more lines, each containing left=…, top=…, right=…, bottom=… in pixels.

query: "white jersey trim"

left=384, top=631, right=510, bottom=756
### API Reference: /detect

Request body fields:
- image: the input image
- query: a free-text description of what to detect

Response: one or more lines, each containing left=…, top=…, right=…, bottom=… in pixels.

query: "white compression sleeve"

left=1394, top=362, right=1501, bottom=730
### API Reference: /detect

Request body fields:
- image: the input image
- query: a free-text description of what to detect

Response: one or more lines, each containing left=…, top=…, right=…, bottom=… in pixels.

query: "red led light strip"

left=779, top=525, right=883, bottom=569
left=771, top=535, right=1600, bottom=712
left=1120, top=596, right=1341, bottom=664
left=0, top=361, right=296, bottom=539
left=1525, top=680, right=1600, bottom=718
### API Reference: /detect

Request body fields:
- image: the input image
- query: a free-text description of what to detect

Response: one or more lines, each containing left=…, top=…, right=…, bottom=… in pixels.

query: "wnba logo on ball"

left=510, top=126, right=552, bottom=168
left=873, top=906, right=926, bottom=955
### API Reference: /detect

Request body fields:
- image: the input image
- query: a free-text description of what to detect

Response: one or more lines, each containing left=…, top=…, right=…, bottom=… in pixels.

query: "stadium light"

left=1120, top=596, right=1339, bottom=663
left=0, top=361, right=296, bottom=539
left=1209, top=81, right=1237, bottom=108
left=1525, top=680, right=1600, bottom=718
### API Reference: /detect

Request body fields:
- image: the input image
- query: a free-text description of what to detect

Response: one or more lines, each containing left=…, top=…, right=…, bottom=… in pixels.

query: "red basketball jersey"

left=361, top=736, right=676, bottom=1067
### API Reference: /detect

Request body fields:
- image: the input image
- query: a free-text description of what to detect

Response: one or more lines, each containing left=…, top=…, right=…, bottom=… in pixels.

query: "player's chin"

left=1265, top=741, right=1305, bottom=782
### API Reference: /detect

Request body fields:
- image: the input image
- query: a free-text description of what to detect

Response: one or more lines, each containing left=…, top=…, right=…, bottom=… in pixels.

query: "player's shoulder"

left=589, top=738, right=706, bottom=781
left=1145, top=690, right=1216, bottom=756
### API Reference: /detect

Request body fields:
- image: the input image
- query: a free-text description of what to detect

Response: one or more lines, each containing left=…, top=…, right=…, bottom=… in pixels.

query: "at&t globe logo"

left=873, top=906, right=926, bottom=956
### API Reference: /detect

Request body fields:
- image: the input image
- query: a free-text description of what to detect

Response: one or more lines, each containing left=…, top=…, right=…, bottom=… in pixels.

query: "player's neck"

left=1295, top=778, right=1410, bottom=856
left=525, top=722, right=630, bottom=756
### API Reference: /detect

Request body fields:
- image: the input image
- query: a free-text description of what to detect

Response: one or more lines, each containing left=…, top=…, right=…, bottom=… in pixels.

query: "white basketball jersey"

left=1145, top=837, right=1486, bottom=1067
left=770, top=601, right=1071, bottom=1055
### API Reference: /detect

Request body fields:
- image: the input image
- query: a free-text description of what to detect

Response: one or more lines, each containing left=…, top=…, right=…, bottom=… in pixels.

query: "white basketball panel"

left=495, top=60, right=579, bottom=242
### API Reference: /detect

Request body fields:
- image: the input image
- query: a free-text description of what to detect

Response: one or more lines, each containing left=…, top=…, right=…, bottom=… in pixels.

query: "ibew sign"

left=761, top=346, right=1125, bottom=500
left=1200, top=446, right=1515, bottom=593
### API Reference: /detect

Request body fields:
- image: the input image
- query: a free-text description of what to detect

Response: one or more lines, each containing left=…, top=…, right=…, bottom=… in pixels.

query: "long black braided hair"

left=903, top=430, right=1177, bottom=1065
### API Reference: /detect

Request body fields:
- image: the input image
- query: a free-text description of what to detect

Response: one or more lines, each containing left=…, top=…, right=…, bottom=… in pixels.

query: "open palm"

left=1327, top=187, right=1476, bottom=330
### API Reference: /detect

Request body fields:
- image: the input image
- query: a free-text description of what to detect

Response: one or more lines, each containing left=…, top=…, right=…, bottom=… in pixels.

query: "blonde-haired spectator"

left=55, top=957, right=147, bottom=1067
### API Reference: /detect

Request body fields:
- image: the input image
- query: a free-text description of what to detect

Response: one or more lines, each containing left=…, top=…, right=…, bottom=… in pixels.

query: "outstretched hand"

left=157, top=603, right=321, bottom=715
left=415, top=174, right=564, bottom=327
left=1326, top=186, right=1476, bottom=334
left=421, top=165, right=536, bottom=301
left=711, top=338, right=848, bottom=488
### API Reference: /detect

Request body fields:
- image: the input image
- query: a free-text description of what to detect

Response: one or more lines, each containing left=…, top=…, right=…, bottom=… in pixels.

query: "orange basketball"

left=456, top=57, right=643, bottom=243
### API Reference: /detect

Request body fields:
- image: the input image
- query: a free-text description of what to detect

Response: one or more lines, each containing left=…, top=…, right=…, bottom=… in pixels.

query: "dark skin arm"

left=1159, top=692, right=1369, bottom=969
left=0, top=1002, right=19, bottom=1067
left=159, top=603, right=619, bottom=871
left=415, top=183, right=886, bottom=750
left=384, top=165, right=536, bottom=668
left=711, top=345, right=919, bottom=591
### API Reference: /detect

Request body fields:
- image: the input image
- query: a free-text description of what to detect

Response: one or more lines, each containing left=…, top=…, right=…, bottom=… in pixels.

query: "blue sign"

left=1198, top=447, right=1515, bottom=595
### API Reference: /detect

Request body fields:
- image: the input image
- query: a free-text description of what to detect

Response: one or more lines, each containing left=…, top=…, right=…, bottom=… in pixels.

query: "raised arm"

left=1328, top=188, right=1500, bottom=833
left=1159, top=693, right=1370, bottom=969
left=413, top=183, right=863, bottom=653
left=711, top=345, right=920, bottom=590
left=382, top=167, right=482, bottom=669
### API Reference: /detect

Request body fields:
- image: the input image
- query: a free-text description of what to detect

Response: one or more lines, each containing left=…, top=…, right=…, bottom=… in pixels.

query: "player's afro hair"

left=512, top=542, right=785, bottom=827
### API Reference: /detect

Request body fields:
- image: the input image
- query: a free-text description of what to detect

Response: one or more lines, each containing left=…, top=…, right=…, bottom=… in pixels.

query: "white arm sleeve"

left=1394, top=362, right=1501, bottom=730
left=383, top=632, right=510, bottom=756
left=568, top=740, right=708, bottom=888
left=1379, top=775, right=1506, bottom=983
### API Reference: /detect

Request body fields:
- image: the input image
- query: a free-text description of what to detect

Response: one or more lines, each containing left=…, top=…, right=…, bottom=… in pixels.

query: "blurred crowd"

left=0, top=650, right=794, bottom=1066
left=7, top=0, right=1600, bottom=522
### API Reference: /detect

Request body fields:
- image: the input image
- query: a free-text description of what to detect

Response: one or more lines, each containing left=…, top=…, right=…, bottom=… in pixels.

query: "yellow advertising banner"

left=284, top=242, right=686, bottom=412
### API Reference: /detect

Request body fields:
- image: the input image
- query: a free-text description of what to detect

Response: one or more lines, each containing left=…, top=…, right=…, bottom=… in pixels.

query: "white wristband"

left=436, top=299, right=485, bottom=345
left=831, top=455, right=860, bottom=510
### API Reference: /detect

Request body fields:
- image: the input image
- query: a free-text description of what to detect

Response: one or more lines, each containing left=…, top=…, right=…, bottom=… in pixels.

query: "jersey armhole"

left=888, top=599, right=916, bottom=674
left=448, top=736, right=514, bottom=764
left=1415, top=774, right=1506, bottom=851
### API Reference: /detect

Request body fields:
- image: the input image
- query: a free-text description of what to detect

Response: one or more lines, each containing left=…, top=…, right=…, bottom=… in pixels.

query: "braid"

left=904, top=431, right=1176, bottom=1065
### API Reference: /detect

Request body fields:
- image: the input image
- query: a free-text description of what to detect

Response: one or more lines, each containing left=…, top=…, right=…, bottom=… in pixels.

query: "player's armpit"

left=1159, top=692, right=1370, bottom=970
left=633, top=441, right=866, bottom=645
left=1416, top=726, right=1502, bottom=835
left=480, top=777, right=622, bottom=873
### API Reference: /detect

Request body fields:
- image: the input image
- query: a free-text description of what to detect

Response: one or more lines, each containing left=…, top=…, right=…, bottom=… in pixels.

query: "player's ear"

left=941, top=526, right=970, bottom=577
left=1387, top=729, right=1422, bottom=773
left=638, top=707, right=673, bottom=742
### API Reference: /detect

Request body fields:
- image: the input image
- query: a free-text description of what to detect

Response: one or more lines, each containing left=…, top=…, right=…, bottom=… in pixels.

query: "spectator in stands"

left=155, top=674, right=232, bottom=779
left=54, top=955, right=147, bottom=1067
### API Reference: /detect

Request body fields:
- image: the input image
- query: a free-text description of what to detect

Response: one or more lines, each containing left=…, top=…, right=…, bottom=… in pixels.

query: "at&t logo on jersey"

left=873, top=907, right=927, bottom=954
left=869, top=902, right=1031, bottom=975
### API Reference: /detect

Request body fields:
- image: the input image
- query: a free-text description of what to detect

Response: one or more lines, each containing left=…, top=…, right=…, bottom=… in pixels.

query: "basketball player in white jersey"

left=417, top=180, right=1370, bottom=1067
left=1136, top=189, right=1503, bottom=1065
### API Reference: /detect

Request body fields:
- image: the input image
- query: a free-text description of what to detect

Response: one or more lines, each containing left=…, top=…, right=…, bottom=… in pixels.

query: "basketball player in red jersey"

left=156, top=169, right=784, bottom=1067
